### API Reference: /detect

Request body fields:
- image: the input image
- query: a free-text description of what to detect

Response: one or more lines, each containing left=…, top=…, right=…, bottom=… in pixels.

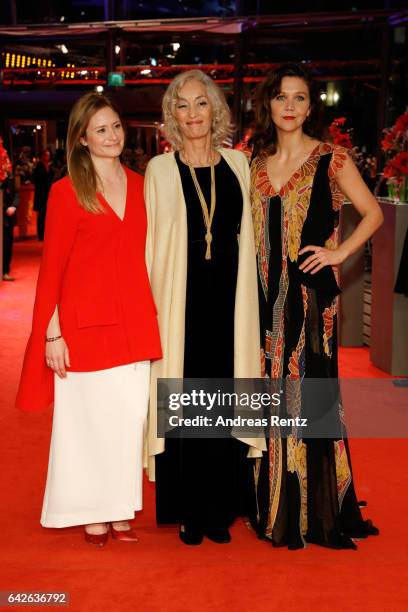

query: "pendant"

left=205, top=231, right=212, bottom=260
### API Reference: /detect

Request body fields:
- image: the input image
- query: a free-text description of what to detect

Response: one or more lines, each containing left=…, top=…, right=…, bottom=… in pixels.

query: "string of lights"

left=1, top=59, right=385, bottom=88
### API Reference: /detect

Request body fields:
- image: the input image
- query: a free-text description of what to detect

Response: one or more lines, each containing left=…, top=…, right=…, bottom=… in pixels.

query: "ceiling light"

left=115, top=45, right=121, bottom=55
left=95, top=85, right=104, bottom=93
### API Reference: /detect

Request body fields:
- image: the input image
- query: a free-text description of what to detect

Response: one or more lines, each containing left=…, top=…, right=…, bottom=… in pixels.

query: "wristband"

left=46, top=335, right=62, bottom=343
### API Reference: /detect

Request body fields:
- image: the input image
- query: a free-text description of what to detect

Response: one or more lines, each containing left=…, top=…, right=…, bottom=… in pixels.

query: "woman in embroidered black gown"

left=249, top=63, right=383, bottom=549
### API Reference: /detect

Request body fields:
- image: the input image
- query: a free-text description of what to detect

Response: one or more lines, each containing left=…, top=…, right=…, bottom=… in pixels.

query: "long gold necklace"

left=184, top=151, right=216, bottom=260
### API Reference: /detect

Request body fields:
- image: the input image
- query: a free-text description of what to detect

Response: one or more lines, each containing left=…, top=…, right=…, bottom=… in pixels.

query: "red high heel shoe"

left=110, top=523, right=139, bottom=542
left=84, top=525, right=109, bottom=547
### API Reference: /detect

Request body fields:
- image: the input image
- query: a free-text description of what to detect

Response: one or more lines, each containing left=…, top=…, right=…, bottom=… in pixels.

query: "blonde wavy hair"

left=67, top=92, right=123, bottom=213
left=162, top=69, right=233, bottom=151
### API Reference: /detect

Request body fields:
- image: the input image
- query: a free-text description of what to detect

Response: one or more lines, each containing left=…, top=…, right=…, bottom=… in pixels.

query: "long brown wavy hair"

left=250, top=63, right=322, bottom=157
left=67, top=92, right=123, bottom=213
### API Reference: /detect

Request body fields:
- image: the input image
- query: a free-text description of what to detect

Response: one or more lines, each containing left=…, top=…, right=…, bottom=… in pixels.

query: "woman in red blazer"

left=16, top=93, right=161, bottom=546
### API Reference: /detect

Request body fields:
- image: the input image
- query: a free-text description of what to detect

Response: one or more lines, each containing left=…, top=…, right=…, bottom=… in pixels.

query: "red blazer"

left=16, top=166, right=162, bottom=411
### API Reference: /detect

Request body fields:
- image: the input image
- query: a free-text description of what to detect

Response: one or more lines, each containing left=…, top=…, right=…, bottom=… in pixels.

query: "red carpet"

left=1, top=241, right=407, bottom=611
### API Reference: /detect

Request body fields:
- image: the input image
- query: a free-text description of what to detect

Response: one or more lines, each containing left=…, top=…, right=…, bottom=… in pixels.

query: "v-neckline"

left=266, top=142, right=321, bottom=195
left=98, top=165, right=128, bottom=222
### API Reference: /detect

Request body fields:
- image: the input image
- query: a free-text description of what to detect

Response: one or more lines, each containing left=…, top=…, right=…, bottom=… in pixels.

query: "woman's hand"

left=298, top=245, right=347, bottom=275
left=45, top=337, right=70, bottom=378
left=299, top=156, right=383, bottom=276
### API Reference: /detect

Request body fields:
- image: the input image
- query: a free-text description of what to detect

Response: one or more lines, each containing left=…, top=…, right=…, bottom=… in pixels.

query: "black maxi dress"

left=249, top=142, right=379, bottom=549
left=155, top=152, right=250, bottom=530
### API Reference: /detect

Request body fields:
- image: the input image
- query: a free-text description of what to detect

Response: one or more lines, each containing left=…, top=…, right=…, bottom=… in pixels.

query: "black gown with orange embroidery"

left=249, top=142, right=379, bottom=549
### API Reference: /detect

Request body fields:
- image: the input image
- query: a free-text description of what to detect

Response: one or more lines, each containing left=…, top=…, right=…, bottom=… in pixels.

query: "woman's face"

left=81, top=106, right=124, bottom=159
left=173, top=78, right=213, bottom=143
left=269, top=76, right=311, bottom=133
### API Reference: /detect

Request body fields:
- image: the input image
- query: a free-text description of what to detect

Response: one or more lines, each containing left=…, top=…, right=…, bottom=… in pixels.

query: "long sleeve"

left=31, top=181, right=79, bottom=339
left=16, top=179, right=80, bottom=411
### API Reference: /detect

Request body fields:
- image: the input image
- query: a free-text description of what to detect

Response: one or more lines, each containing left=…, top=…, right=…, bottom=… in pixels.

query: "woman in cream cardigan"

left=144, top=69, right=265, bottom=545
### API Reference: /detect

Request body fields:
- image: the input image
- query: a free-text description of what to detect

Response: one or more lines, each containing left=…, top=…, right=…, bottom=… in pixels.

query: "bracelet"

left=46, top=335, right=62, bottom=343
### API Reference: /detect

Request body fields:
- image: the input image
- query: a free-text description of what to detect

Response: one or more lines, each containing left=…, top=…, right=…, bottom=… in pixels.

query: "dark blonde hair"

left=162, top=69, right=233, bottom=151
left=67, top=92, right=122, bottom=213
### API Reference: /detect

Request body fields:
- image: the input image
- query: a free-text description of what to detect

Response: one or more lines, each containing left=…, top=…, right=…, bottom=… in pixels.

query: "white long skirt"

left=41, top=361, right=150, bottom=528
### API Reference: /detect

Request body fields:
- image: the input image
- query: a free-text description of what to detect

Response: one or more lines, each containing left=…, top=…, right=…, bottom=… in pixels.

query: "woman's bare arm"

left=299, top=155, right=383, bottom=274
